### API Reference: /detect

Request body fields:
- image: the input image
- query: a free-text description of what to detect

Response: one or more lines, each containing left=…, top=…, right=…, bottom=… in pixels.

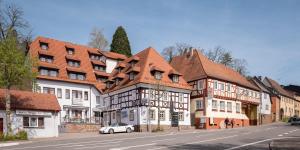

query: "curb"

left=0, top=142, right=20, bottom=147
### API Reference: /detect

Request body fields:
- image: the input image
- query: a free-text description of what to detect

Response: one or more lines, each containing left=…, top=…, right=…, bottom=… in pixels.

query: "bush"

left=0, top=130, right=28, bottom=141
left=16, top=130, right=28, bottom=140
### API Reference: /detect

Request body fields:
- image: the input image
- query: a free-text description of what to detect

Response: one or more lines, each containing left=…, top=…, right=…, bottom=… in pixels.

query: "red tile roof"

left=105, top=47, right=191, bottom=92
left=265, top=77, right=295, bottom=99
left=171, top=50, right=259, bottom=91
left=29, top=36, right=127, bottom=92
left=0, top=89, right=61, bottom=111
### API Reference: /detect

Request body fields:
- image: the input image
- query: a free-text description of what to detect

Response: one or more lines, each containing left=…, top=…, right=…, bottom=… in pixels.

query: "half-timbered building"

left=28, top=37, right=127, bottom=125
left=99, top=47, right=192, bottom=131
left=170, top=50, right=260, bottom=129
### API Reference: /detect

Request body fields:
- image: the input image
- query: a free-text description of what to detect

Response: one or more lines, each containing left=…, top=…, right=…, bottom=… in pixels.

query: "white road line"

left=151, top=138, right=176, bottom=143
left=284, top=133, right=289, bottom=135
left=224, top=137, right=298, bottom=150
left=65, top=141, right=121, bottom=148
left=0, top=143, right=20, bottom=147
left=278, top=134, right=283, bottom=136
left=75, top=144, right=120, bottom=150
left=110, top=143, right=156, bottom=150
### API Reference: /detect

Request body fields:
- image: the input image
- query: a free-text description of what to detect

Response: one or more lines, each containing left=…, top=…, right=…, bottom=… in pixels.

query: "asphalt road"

left=2, top=122, right=300, bottom=150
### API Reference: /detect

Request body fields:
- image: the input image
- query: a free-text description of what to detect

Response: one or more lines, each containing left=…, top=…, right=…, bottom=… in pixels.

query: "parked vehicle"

left=99, top=123, right=134, bottom=134
left=290, top=117, right=300, bottom=125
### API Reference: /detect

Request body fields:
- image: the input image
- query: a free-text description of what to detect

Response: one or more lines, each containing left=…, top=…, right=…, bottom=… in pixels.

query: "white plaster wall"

left=260, top=92, right=271, bottom=115
left=0, top=110, right=59, bottom=138
left=105, top=58, right=118, bottom=73
left=206, top=98, right=248, bottom=119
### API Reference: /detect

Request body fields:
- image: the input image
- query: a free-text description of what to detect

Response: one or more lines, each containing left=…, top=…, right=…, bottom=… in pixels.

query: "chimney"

left=258, top=76, right=262, bottom=81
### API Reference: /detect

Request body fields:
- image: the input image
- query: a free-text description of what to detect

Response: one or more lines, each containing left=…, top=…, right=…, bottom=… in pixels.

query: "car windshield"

left=111, top=123, right=118, bottom=127
left=119, top=123, right=128, bottom=126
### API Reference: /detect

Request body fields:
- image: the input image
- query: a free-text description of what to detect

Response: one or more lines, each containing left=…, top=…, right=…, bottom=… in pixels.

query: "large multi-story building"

left=250, top=77, right=272, bottom=124
left=170, top=50, right=260, bottom=129
left=263, top=77, right=296, bottom=120
left=99, top=47, right=192, bottom=131
left=28, top=37, right=127, bottom=124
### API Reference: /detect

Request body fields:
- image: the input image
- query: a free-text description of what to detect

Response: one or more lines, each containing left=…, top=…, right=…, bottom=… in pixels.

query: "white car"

left=99, top=123, right=134, bottom=134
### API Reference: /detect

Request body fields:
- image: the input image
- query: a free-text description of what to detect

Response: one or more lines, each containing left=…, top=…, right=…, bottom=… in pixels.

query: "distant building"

left=284, top=85, right=300, bottom=117
left=263, top=78, right=296, bottom=120
left=0, top=89, right=60, bottom=138
left=170, top=50, right=260, bottom=129
left=28, top=37, right=127, bottom=125
left=249, top=77, right=272, bottom=124
left=100, top=47, right=192, bottom=131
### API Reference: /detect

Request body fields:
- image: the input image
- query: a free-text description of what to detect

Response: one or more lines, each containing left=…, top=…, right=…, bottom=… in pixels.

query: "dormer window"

left=129, top=72, right=135, bottom=80
left=39, top=68, right=58, bottom=77
left=97, top=76, right=108, bottom=82
left=68, top=72, right=85, bottom=80
left=67, top=60, right=80, bottom=67
left=106, top=82, right=112, bottom=88
left=154, top=71, right=162, bottom=80
left=66, top=47, right=75, bottom=55
left=39, top=55, right=53, bottom=63
left=94, top=65, right=105, bottom=72
left=40, top=42, right=48, bottom=50
left=172, top=75, right=179, bottom=83
left=115, top=79, right=120, bottom=85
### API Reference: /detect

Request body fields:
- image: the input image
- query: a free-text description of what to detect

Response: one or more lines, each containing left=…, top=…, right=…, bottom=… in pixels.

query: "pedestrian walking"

left=225, top=117, right=229, bottom=129
left=231, top=118, right=235, bottom=128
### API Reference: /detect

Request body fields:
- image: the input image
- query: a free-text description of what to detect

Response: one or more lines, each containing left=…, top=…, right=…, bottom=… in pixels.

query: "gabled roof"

left=105, top=47, right=191, bottom=92
left=170, top=50, right=259, bottom=91
left=29, top=36, right=127, bottom=92
left=284, top=85, right=300, bottom=96
left=250, top=77, right=271, bottom=93
left=0, top=89, right=61, bottom=111
left=264, top=77, right=295, bottom=99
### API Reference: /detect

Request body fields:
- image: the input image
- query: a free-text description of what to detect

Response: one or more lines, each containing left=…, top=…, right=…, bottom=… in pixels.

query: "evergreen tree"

left=110, top=26, right=132, bottom=57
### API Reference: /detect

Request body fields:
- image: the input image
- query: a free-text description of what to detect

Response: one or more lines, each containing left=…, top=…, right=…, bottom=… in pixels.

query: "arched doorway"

left=280, top=108, right=284, bottom=120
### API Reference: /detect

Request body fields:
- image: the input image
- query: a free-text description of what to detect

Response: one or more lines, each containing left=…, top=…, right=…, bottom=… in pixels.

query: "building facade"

left=99, top=48, right=192, bottom=131
left=0, top=89, right=60, bottom=138
left=284, top=85, right=300, bottom=117
left=28, top=37, right=127, bottom=125
left=171, top=50, right=260, bottom=129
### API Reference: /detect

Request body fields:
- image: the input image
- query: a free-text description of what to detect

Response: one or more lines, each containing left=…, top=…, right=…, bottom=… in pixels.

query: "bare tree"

left=232, top=58, right=248, bottom=76
left=161, top=46, right=176, bottom=62
left=88, top=27, right=108, bottom=50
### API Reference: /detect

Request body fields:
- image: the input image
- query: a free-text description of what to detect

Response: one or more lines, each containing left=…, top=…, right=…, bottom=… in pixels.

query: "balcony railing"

left=72, top=98, right=83, bottom=105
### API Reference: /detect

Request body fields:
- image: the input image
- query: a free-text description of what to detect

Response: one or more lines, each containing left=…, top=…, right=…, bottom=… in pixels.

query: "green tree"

left=110, top=26, right=132, bottom=57
left=0, top=33, right=36, bottom=135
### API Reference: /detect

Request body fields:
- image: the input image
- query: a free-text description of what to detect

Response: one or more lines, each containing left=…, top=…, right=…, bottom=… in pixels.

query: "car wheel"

left=126, top=128, right=132, bottom=133
left=109, top=129, right=114, bottom=134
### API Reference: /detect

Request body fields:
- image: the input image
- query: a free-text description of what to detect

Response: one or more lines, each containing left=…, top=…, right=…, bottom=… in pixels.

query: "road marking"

left=151, top=138, right=176, bottom=143
left=224, top=137, right=298, bottom=150
left=0, top=143, right=20, bottom=147
left=76, top=144, right=120, bottom=150
left=67, top=141, right=121, bottom=149
left=110, top=143, right=156, bottom=150
left=284, top=133, right=289, bottom=135
left=278, top=134, right=283, bottom=136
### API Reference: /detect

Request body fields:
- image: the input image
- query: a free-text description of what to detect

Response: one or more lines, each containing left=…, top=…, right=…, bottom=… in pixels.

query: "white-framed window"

left=150, top=109, right=155, bottom=120
left=96, top=96, right=101, bottom=105
left=39, top=55, right=53, bottom=63
left=66, top=47, right=74, bottom=55
left=129, top=72, right=135, bottom=80
left=65, top=89, right=70, bottom=99
left=67, top=60, right=80, bottom=67
left=220, top=101, right=225, bottom=111
left=129, top=110, right=134, bottom=121
left=40, top=42, right=48, bottom=50
left=68, top=72, right=86, bottom=80
left=214, top=81, right=218, bottom=89
left=159, top=110, right=165, bottom=121
left=23, top=116, right=44, bottom=128
left=219, top=83, right=225, bottom=91
left=72, top=90, right=82, bottom=99
left=178, top=112, right=184, bottom=121
left=197, top=80, right=204, bottom=90
left=212, top=100, right=218, bottom=110
left=179, top=93, right=183, bottom=103
left=39, top=68, right=58, bottom=77
left=84, top=91, right=88, bottom=100
left=57, top=88, right=62, bottom=98
left=227, top=102, right=232, bottom=112
left=227, top=84, right=231, bottom=92
left=43, top=87, right=55, bottom=94
left=154, top=72, right=162, bottom=80
left=172, top=75, right=179, bottom=83
left=265, top=104, right=269, bottom=110
left=236, top=103, right=241, bottom=113
left=196, top=100, right=203, bottom=109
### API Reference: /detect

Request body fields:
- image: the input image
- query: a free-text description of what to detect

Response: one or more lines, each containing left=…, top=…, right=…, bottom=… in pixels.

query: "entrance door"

left=0, top=118, right=3, bottom=134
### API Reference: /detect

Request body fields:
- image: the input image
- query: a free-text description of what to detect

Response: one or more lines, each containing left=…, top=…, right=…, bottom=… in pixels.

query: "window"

left=23, top=117, right=44, bottom=128
left=39, top=55, right=53, bottom=63
left=112, top=112, right=116, bottom=119
left=154, top=72, right=162, bottom=80
left=197, top=80, right=204, bottom=90
left=129, top=110, right=134, bottom=121
left=115, top=79, right=120, bottom=85
left=264, top=93, right=267, bottom=99
left=40, top=42, right=48, bottom=50
left=65, top=89, right=70, bottom=99
left=129, top=72, right=135, bottom=80
left=43, top=87, right=55, bottom=94
left=96, top=96, right=100, bottom=105
left=265, top=104, right=269, bottom=110
left=68, top=72, right=86, bottom=80
left=72, top=90, right=82, bottom=99
left=214, top=81, right=218, bottom=89
left=66, top=47, right=74, bottom=55
left=196, top=100, right=203, bottom=109
left=84, top=91, right=88, bottom=100
left=178, top=112, right=184, bottom=121
left=172, top=75, right=179, bottom=83
left=39, top=68, right=58, bottom=77
left=219, top=83, right=225, bottom=91
left=179, top=93, right=183, bottom=102
left=57, top=88, right=62, bottom=98
left=212, top=100, right=218, bottom=110
left=220, top=101, right=225, bottom=111
left=94, top=65, right=105, bottom=71
left=236, top=103, right=241, bottom=113
left=150, top=109, right=155, bottom=120
left=159, top=111, right=165, bottom=121
left=67, top=60, right=80, bottom=67
left=227, top=84, right=231, bottom=92
left=227, top=102, right=232, bottom=112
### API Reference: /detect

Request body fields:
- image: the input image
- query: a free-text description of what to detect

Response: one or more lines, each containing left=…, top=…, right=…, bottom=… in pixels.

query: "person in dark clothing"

left=231, top=118, right=235, bottom=128
left=225, top=117, right=229, bottom=129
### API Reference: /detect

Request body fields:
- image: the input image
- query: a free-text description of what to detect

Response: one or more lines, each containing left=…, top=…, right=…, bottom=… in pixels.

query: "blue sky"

left=7, top=0, right=300, bottom=85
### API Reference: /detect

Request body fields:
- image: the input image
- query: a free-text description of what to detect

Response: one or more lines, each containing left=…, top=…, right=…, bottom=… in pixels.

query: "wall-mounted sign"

left=16, top=110, right=52, bottom=116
